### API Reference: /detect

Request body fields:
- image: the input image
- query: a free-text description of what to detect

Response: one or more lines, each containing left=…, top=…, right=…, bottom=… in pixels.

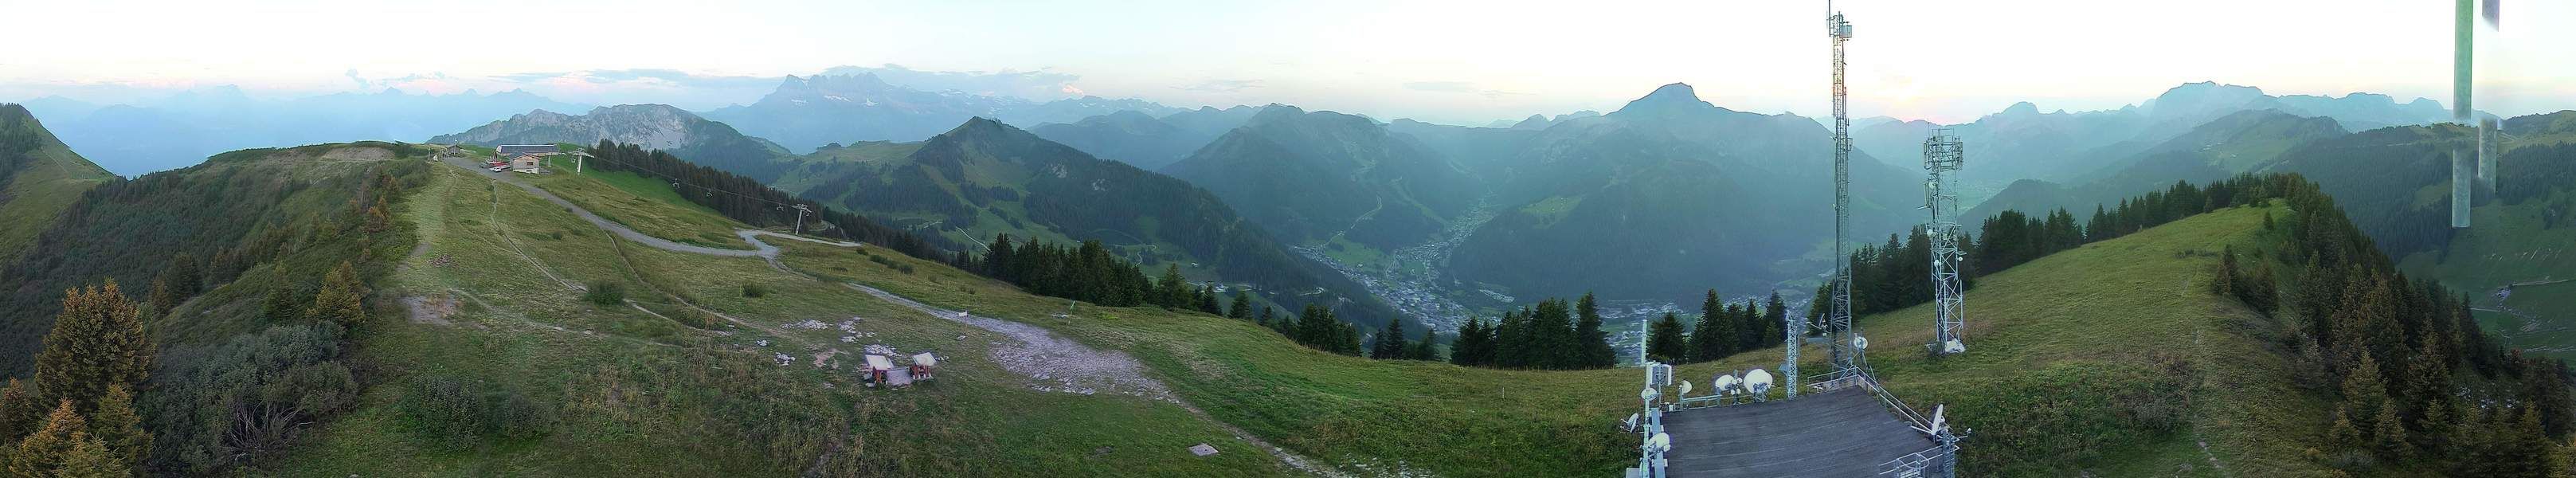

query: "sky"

left=1, top=0, right=2568, bottom=125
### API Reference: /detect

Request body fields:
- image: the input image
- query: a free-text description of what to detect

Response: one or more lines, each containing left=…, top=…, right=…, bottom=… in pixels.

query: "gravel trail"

left=435, top=157, right=1340, bottom=476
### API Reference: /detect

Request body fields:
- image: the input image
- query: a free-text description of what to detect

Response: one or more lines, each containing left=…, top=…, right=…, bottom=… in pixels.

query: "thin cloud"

left=1175, top=79, right=1263, bottom=93
left=1406, top=80, right=1520, bottom=99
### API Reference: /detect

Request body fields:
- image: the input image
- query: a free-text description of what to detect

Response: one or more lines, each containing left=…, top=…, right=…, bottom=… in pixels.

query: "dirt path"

left=842, top=282, right=1347, bottom=477
left=436, top=158, right=1339, bottom=476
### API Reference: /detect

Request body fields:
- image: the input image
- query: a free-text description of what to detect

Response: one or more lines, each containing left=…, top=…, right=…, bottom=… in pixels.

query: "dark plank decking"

left=1659, top=387, right=1935, bottom=477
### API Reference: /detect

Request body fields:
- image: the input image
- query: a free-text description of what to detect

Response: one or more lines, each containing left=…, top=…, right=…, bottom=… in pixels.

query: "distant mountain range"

left=1033, top=83, right=1923, bottom=308
left=1026, top=106, right=1263, bottom=170
left=429, top=104, right=794, bottom=180
left=1437, top=83, right=1921, bottom=302
left=1850, top=81, right=2465, bottom=201
left=1163, top=105, right=1480, bottom=251
left=701, top=73, right=1186, bottom=153
left=1967, top=109, right=2349, bottom=222
left=17, top=87, right=590, bottom=175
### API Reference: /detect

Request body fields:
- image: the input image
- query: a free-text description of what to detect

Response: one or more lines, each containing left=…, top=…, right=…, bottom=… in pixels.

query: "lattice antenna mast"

left=1824, top=2, right=1863, bottom=379
left=1924, top=129, right=1967, bottom=356
left=1788, top=1, right=1864, bottom=397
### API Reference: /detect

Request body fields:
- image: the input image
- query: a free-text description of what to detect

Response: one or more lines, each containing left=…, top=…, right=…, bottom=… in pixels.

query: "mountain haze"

left=1163, top=105, right=1480, bottom=251
left=702, top=73, right=1184, bottom=152
left=431, top=104, right=794, bottom=180
left=793, top=117, right=1402, bottom=326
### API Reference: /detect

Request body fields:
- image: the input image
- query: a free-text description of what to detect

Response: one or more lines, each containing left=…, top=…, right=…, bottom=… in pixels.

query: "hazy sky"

left=2, top=0, right=2566, bottom=124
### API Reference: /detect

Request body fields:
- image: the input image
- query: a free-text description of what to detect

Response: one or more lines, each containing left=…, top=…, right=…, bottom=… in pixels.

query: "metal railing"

left=1878, top=442, right=1959, bottom=476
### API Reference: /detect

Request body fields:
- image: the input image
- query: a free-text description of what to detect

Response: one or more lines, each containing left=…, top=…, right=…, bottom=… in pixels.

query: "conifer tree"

left=983, top=233, right=1016, bottom=280
left=1336, top=323, right=1362, bottom=356
left=1371, top=319, right=1407, bottom=359
left=307, top=261, right=368, bottom=328
left=2338, top=354, right=2390, bottom=448
left=1574, top=293, right=1615, bottom=368
left=1531, top=300, right=1575, bottom=368
left=1451, top=317, right=1490, bottom=366
left=262, top=281, right=303, bottom=323
left=1256, top=307, right=1275, bottom=329
left=1196, top=285, right=1222, bottom=315
left=1690, top=290, right=1731, bottom=362
left=1741, top=298, right=1762, bottom=351
left=1764, top=292, right=1787, bottom=349
left=363, top=195, right=393, bottom=233
left=33, top=282, right=155, bottom=411
left=1404, top=335, right=1436, bottom=361
left=1646, top=312, right=1687, bottom=364
left=2373, top=400, right=2410, bottom=459
left=2416, top=398, right=2457, bottom=455
left=0, top=380, right=37, bottom=445
left=86, top=385, right=146, bottom=469
left=1155, top=264, right=1189, bottom=309
left=2327, top=407, right=2364, bottom=450
left=144, top=277, right=177, bottom=319
left=1227, top=291, right=1252, bottom=320
left=1498, top=308, right=1536, bottom=369
left=53, top=432, right=124, bottom=478
left=9, top=401, right=84, bottom=478
left=2214, top=245, right=2239, bottom=296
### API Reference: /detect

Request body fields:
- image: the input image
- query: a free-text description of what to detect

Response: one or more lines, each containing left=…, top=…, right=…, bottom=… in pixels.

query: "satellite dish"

left=1745, top=369, right=1775, bottom=394
left=1639, top=387, right=1659, bottom=402
left=1625, top=413, right=1640, bottom=431
left=1854, top=335, right=1869, bottom=350
left=1679, top=381, right=1694, bottom=396
left=1931, top=405, right=1948, bottom=432
left=1648, top=433, right=1672, bottom=453
left=1714, top=374, right=1741, bottom=392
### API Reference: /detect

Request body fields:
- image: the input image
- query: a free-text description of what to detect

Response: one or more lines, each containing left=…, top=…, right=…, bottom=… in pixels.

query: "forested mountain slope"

left=1163, top=105, right=1480, bottom=252
left=793, top=118, right=1401, bottom=327
left=1445, top=83, right=1921, bottom=302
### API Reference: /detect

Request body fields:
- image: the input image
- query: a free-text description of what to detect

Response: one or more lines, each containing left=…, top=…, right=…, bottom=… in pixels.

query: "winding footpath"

left=435, top=158, right=1341, bottom=476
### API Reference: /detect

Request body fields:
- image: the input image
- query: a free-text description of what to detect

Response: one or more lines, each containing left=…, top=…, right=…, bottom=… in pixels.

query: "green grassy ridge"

left=275, top=164, right=1286, bottom=476
left=787, top=202, right=2328, bottom=476
left=292, top=155, right=2327, bottom=476
left=0, top=143, right=429, bottom=373
left=0, top=115, right=115, bottom=261
left=1658, top=204, right=2312, bottom=476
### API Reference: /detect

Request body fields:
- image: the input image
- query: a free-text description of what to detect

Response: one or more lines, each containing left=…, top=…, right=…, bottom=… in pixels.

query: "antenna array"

left=1923, top=130, right=1967, bottom=356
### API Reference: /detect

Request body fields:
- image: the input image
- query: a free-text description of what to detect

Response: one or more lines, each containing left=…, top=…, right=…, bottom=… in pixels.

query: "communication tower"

left=1791, top=0, right=1865, bottom=398
left=1923, top=130, right=1967, bottom=356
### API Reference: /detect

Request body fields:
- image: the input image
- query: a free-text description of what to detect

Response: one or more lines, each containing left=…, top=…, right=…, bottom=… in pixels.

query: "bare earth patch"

left=402, top=294, right=460, bottom=326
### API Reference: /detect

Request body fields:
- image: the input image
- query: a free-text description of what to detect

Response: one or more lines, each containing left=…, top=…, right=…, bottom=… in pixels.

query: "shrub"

left=144, top=324, right=359, bottom=473
left=397, top=374, right=551, bottom=450
left=584, top=281, right=625, bottom=305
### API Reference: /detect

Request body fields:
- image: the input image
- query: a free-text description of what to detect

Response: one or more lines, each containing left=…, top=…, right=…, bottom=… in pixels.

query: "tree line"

left=972, top=233, right=1394, bottom=358
left=1638, top=291, right=1790, bottom=366
left=1446, top=294, right=1617, bottom=370
left=1823, top=177, right=2299, bottom=324
left=2230, top=173, right=2567, bottom=476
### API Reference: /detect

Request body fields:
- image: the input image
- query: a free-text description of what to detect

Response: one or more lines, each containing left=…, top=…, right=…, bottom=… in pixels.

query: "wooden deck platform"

left=1658, top=387, right=1936, bottom=477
